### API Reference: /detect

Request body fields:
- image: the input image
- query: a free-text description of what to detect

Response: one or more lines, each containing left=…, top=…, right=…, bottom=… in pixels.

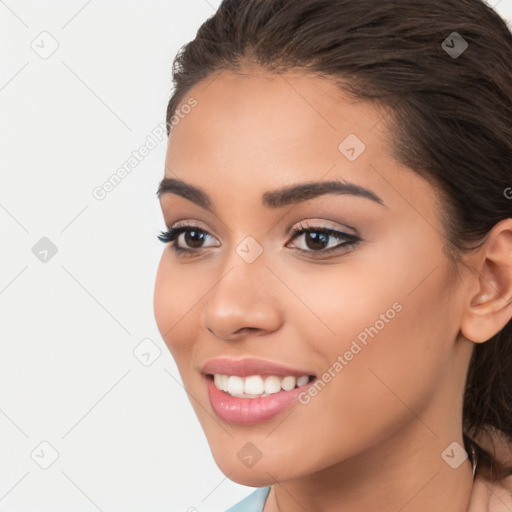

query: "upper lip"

left=201, top=357, right=316, bottom=378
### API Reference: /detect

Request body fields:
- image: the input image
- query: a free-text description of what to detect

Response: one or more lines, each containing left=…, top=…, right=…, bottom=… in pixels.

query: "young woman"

left=153, top=0, right=512, bottom=510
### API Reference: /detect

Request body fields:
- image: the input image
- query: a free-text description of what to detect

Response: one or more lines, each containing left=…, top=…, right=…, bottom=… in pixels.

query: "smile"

left=212, top=373, right=313, bottom=398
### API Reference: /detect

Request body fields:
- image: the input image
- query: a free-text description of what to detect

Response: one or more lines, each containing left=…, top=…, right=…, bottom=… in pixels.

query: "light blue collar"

left=225, top=486, right=271, bottom=512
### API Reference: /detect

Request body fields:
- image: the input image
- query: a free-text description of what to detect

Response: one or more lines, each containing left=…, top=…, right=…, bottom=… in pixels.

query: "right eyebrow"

left=261, top=180, right=386, bottom=208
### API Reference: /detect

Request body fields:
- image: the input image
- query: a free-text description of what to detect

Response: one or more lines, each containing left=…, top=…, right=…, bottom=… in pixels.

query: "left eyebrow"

left=157, top=177, right=215, bottom=212
left=157, top=177, right=386, bottom=212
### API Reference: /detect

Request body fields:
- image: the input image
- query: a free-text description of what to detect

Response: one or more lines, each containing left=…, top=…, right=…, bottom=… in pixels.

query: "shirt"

left=225, top=486, right=271, bottom=512
left=224, top=476, right=512, bottom=512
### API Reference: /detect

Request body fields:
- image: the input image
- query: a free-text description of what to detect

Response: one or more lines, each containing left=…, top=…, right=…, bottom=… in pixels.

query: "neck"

left=264, top=420, right=474, bottom=512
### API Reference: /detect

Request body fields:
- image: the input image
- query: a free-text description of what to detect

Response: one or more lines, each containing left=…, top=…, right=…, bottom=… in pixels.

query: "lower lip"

left=205, top=375, right=313, bottom=425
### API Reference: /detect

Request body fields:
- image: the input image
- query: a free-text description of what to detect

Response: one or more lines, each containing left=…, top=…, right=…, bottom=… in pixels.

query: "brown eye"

left=182, top=228, right=208, bottom=249
left=287, top=224, right=361, bottom=256
left=157, top=225, right=219, bottom=254
left=302, top=231, right=330, bottom=250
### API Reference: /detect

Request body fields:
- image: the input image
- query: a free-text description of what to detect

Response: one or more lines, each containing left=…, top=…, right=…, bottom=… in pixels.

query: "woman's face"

left=154, top=69, right=474, bottom=486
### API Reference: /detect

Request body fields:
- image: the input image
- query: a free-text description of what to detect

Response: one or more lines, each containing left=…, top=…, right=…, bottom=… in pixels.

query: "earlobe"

left=460, top=219, right=512, bottom=344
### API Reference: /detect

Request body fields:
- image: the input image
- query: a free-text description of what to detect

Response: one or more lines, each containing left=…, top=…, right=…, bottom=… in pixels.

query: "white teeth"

left=212, top=373, right=311, bottom=397
left=281, top=376, right=296, bottom=391
left=244, top=375, right=265, bottom=395
left=227, top=375, right=244, bottom=395
left=297, top=375, right=309, bottom=387
left=264, top=376, right=282, bottom=394
left=214, top=374, right=223, bottom=390
left=215, top=374, right=229, bottom=392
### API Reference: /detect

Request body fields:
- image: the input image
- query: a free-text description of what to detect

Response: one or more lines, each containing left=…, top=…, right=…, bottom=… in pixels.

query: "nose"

left=201, top=262, right=283, bottom=342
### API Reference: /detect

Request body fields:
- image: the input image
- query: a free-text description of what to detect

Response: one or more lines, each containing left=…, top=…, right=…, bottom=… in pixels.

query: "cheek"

left=320, top=267, right=454, bottom=421
left=274, top=256, right=402, bottom=353
left=153, top=252, right=172, bottom=337
left=288, top=242, right=455, bottom=411
left=153, top=252, right=210, bottom=361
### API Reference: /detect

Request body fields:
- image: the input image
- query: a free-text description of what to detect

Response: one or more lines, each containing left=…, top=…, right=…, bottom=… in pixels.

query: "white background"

left=1, top=0, right=511, bottom=510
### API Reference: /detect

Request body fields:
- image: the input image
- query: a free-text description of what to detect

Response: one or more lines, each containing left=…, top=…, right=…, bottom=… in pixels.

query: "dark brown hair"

left=165, top=0, right=512, bottom=480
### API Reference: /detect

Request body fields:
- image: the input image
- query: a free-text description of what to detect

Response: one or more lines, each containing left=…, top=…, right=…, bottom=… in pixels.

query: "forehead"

left=162, top=69, right=437, bottom=223
left=167, top=69, right=388, bottom=165
left=167, top=70, right=388, bottom=173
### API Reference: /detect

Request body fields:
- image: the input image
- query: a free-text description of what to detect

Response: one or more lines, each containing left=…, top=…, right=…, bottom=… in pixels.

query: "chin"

left=215, top=462, right=279, bottom=487
left=208, top=442, right=302, bottom=487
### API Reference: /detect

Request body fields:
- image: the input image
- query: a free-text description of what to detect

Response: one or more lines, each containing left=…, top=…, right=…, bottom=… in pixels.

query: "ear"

left=460, top=218, right=512, bottom=344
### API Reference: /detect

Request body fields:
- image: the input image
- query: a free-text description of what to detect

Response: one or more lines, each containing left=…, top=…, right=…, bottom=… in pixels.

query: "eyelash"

left=157, top=221, right=361, bottom=258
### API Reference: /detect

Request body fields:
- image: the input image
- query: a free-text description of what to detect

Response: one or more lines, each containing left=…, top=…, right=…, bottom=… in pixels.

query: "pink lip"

left=204, top=374, right=314, bottom=425
left=201, top=357, right=316, bottom=378
left=201, top=358, right=317, bottom=425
